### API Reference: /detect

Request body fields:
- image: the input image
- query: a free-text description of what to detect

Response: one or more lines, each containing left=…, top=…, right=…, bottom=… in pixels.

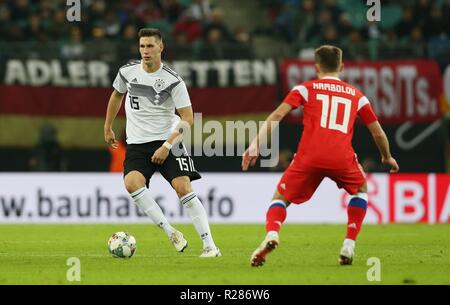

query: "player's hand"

left=242, top=144, right=259, bottom=171
left=151, top=146, right=170, bottom=165
left=382, top=156, right=399, bottom=173
left=104, top=128, right=119, bottom=149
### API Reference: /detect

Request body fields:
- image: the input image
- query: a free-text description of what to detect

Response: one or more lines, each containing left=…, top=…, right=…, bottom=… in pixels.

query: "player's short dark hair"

left=138, top=28, right=162, bottom=41
left=314, top=45, right=342, bottom=72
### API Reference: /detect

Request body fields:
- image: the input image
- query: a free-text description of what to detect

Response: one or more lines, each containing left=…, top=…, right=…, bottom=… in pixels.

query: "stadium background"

left=0, top=0, right=450, bottom=286
left=0, top=0, right=450, bottom=222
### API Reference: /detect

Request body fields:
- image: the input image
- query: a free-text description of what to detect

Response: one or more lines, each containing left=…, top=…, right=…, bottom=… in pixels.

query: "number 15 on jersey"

left=129, top=95, right=139, bottom=110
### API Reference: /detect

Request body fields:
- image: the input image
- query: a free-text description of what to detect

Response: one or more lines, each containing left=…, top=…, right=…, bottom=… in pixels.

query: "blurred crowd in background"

left=0, top=0, right=254, bottom=60
left=0, top=0, right=449, bottom=61
left=264, top=0, right=450, bottom=59
left=0, top=0, right=449, bottom=173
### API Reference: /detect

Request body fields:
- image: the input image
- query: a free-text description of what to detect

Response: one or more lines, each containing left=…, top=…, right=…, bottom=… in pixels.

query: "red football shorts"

left=277, top=155, right=366, bottom=204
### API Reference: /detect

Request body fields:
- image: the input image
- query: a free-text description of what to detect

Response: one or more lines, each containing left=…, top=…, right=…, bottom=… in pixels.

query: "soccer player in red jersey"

left=242, top=45, right=399, bottom=266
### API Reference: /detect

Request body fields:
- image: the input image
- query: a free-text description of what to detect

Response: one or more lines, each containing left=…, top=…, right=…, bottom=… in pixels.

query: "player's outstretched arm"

left=242, top=103, right=293, bottom=171
left=151, top=106, right=193, bottom=165
left=366, top=121, right=399, bottom=173
left=104, top=89, right=124, bottom=149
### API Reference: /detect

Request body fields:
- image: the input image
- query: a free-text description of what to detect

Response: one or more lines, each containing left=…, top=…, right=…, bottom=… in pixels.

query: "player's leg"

left=251, top=190, right=290, bottom=267
left=266, top=190, right=290, bottom=235
left=339, top=182, right=368, bottom=265
left=124, top=143, right=186, bottom=252
left=124, top=171, right=177, bottom=236
left=251, top=163, right=323, bottom=267
left=331, top=157, right=368, bottom=265
left=159, top=145, right=219, bottom=257
left=172, top=176, right=221, bottom=257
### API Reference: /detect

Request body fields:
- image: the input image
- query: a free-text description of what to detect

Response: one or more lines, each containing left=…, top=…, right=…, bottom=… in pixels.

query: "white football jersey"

left=112, top=61, right=191, bottom=144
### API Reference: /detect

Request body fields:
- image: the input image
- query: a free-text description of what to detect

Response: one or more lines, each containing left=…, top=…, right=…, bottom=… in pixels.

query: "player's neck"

left=318, top=72, right=340, bottom=79
left=142, top=60, right=162, bottom=73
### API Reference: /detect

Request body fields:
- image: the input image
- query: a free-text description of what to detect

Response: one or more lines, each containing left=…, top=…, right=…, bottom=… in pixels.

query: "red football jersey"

left=283, top=76, right=378, bottom=169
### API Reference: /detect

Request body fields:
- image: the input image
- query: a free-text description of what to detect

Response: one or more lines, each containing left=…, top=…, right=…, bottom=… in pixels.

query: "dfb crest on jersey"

left=154, top=79, right=165, bottom=92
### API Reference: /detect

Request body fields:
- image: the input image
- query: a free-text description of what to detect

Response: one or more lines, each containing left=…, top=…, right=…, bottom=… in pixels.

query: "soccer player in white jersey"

left=104, top=28, right=221, bottom=257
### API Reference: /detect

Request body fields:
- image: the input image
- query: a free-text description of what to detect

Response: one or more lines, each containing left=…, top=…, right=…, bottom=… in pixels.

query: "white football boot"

left=250, top=232, right=279, bottom=267
left=169, top=230, right=188, bottom=252
left=339, top=239, right=355, bottom=265
left=200, top=246, right=222, bottom=258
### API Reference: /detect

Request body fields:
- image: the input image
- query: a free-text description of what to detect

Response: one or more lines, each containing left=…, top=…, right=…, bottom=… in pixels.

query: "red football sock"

left=346, top=196, right=368, bottom=240
left=265, top=201, right=287, bottom=233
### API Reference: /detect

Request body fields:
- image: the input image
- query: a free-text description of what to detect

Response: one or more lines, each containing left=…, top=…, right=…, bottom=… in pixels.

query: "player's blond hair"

left=314, top=45, right=342, bottom=72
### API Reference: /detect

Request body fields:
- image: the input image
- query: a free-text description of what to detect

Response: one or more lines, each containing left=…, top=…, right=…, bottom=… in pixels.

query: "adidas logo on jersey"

left=131, top=78, right=138, bottom=83
left=280, top=183, right=286, bottom=190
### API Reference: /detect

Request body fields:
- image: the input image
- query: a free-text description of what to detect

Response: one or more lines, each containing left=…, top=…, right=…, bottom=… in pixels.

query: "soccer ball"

left=107, top=231, right=137, bottom=258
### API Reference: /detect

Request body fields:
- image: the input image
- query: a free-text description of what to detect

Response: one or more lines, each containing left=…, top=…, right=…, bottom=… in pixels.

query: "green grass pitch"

left=0, top=224, right=449, bottom=284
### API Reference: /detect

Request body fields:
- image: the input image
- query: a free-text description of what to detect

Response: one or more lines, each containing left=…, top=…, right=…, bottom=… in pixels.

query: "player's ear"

left=339, top=63, right=344, bottom=72
left=159, top=40, right=164, bottom=53
left=315, top=64, right=321, bottom=74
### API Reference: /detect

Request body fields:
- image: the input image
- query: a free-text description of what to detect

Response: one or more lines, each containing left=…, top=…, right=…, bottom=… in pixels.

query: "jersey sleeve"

left=357, top=96, right=378, bottom=125
left=112, top=70, right=128, bottom=94
left=171, top=81, right=192, bottom=109
left=282, top=85, right=308, bottom=109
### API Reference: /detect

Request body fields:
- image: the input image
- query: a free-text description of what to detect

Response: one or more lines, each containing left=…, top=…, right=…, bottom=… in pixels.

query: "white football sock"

left=267, top=231, right=279, bottom=239
left=343, top=238, right=355, bottom=248
left=181, top=192, right=216, bottom=249
left=130, top=187, right=175, bottom=237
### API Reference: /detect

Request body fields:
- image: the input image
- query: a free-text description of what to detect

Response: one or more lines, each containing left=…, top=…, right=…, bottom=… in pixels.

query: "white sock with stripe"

left=130, top=187, right=175, bottom=237
left=181, top=192, right=216, bottom=249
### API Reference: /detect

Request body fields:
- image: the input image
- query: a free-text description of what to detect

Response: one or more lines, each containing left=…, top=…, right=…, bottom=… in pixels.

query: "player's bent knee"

left=272, top=190, right=290, bottom=206
left=357, top=182, right=367, bottom=193
left=172, top=177, right=193, bottom=197
left=124, top=179, right=145, bottom=193
left=124, top=172, right=146, bottom=193
left=174, top=183, right=192, bottom=197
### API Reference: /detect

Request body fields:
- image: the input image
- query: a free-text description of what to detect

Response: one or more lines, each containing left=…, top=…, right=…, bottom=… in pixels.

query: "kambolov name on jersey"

left=313, top=82, right=356, bottom=96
